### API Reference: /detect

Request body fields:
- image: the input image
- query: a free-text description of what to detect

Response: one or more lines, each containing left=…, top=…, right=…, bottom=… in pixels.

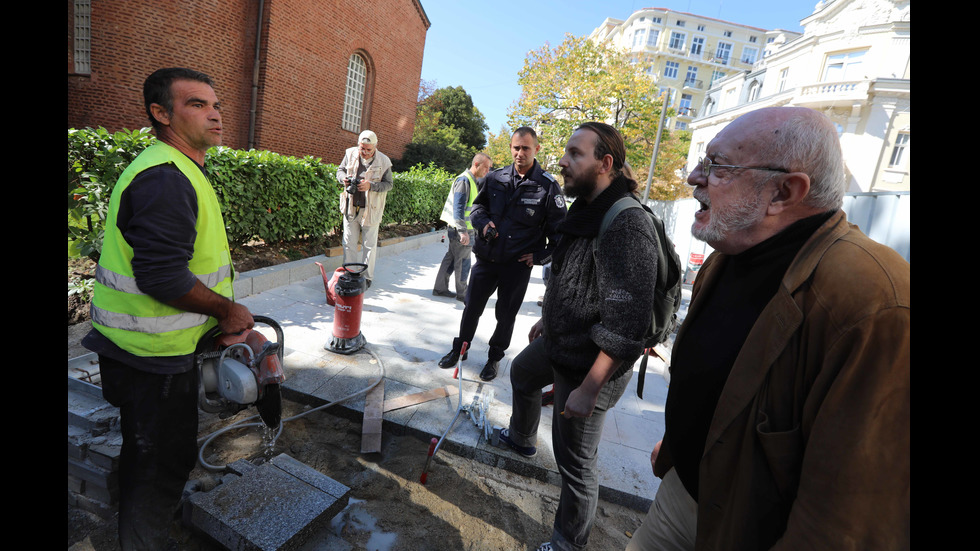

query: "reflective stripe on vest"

left=91, top=142, right=234, bottom=357
left=439, top=171, right=479, bottom=230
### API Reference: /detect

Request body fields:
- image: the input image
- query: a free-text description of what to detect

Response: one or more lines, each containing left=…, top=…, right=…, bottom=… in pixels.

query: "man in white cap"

left=336, top=130, right=393, bottom=286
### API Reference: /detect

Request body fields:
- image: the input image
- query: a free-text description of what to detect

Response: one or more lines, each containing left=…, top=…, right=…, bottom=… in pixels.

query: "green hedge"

left=68, top=127, right=453, bottom=260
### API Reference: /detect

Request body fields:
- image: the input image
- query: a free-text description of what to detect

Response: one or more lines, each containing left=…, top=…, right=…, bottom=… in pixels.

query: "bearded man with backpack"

left=498, top=122, right=675, bottom=551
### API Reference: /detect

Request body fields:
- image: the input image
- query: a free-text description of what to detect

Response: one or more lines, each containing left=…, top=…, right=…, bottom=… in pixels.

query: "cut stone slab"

left=360, top=381, right=384, bottom=454
left=187, top=453, right=350, bottom=551
left=383, top=386, right=450, bottom=412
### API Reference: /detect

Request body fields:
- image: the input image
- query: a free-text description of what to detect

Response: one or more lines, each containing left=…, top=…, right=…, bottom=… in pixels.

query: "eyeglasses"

left=697, top=157, right=788, bottom=179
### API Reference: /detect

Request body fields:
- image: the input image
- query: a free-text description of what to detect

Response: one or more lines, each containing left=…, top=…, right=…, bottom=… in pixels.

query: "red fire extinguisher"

left=318, top=262, right=368, bottom=354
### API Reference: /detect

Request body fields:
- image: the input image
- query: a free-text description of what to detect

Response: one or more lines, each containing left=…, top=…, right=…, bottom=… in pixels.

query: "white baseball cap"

left=359, top=130, right=378, bottom=145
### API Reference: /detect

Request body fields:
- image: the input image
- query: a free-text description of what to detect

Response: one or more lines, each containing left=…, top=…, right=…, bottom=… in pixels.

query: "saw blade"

left=256, top=383, right=282, bottom=429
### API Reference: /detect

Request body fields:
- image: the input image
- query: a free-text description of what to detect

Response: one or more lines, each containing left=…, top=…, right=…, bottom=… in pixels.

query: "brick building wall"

left=67, top=0, right=429, bottom=163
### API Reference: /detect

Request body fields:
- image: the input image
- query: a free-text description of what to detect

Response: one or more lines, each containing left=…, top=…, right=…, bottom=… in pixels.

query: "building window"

left=685, top=66, right=698, bottom=84
left=697, top=24, right=705, bottom=31
left=632, top=29, right=647, bottom=48
left=767, top=36, right=775, bottom=43
left=664, top=61, right=680, bottom=79
left=675, top=121, right=689, bottom=130
left=742, top=47, right=758, bottom=64
left=750, top=36, right=758, bottom=43
left=647, top=30, right=660, bottom=47
left=679, top=93, right=693, bottom=116
left=690, top=36, right=704, bottom=56
left=748, top=81, right=761, bottom=101
left=669, top=32, right=686, bottom=50
left=724, top=30, right=732, bottom=38
left=73, top=0, right=91, bottom=74
left=889, top=133, right=909, bottom=167
left=823, top=50, right=867, bottom=81
left=778, top=68, right=789, bottom=92
left=711, top=70, right=726, bottom=84
left=676, top=20, right=686, bottom=27
left=651, top=16, right=662, bottom=24
left=715, top=42, right=732, bottom=64
left=342, top=53, right=368, bottom=132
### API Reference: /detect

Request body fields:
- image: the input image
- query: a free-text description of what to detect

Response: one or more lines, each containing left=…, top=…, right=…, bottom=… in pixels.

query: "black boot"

left=479, top=360, right=499, bottom=381
left=438, top=341, right=468, bottom=368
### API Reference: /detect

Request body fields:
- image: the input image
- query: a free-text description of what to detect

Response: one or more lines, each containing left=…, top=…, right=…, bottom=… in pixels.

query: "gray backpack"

left=594, top=196, right=682, bottom=398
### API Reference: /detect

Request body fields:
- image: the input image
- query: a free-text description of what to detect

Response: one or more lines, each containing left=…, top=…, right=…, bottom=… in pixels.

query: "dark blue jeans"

left=508, top=338, right=632, bottom=551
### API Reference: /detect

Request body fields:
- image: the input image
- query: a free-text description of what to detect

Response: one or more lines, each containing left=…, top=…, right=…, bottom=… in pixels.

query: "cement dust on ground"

left=69, top=400, right=643, bottom=550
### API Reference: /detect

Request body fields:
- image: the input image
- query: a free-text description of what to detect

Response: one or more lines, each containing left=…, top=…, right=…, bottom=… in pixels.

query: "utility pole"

left=642, top=89, right=673, bottom=203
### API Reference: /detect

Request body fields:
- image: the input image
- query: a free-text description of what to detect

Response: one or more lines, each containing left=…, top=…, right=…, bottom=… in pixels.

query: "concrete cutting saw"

left=194, top=315, right=286, bottom=429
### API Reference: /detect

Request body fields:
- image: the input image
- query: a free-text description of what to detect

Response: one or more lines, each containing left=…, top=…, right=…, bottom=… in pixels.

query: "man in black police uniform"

left=437, top=127, right=566, bottom=381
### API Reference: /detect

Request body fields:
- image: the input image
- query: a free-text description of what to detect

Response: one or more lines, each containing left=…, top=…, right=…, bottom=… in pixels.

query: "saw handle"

left=196, top=315, right=285, bottom=365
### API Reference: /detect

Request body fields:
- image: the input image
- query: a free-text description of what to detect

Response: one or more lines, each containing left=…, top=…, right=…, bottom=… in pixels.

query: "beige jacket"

left=336, top=147, right=393, bottom=226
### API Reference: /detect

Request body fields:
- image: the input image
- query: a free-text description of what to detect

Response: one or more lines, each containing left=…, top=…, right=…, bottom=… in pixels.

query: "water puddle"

left=330, top=497, right=397, bottom=551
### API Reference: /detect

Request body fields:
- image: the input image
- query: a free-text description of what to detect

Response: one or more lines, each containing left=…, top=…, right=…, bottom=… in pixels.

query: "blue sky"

left=419, top=0, right=820, bottom=135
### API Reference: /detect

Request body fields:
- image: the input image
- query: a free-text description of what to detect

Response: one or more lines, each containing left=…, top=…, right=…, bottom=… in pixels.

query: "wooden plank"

left=360, top=381, right=384, bottom=454
left=383, top=386, right=451, bottom=413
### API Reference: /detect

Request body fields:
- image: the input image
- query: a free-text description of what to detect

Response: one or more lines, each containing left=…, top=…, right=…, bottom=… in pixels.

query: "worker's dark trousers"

left=453, top=257, right=532, bottom=361
left=100, top=356, right=199, bottom=551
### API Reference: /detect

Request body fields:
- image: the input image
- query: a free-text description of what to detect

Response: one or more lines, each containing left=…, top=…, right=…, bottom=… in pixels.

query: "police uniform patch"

left=526, top=208, right=535, bottom=217
left=555, top=195, right=566, bottom=208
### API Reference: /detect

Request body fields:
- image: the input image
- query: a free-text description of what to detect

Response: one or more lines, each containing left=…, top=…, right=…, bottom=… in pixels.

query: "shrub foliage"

left=68, top=128, right=453, bottom=260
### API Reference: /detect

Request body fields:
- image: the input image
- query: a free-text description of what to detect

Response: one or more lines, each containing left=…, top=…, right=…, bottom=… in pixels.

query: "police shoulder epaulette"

left=541, top=171, right=557, bottom=183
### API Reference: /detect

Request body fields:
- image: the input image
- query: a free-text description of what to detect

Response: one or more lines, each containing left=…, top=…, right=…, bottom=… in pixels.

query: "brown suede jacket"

left=659, top=210, right=910, bottom=550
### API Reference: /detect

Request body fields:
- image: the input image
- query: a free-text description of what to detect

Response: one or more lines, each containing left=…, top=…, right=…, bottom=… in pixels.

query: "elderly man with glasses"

left=627, top=107, right=910, bottom=551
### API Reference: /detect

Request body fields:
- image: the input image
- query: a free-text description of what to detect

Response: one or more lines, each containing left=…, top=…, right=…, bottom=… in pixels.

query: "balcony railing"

left=796, top=80, right=870, bottom=101
left=683, top=79, right=703, bottom=90
left=678, top=107, right=697, bottom=117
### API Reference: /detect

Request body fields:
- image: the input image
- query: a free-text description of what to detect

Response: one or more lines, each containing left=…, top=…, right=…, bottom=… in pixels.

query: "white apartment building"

left=687, top=0, right=910, bottom=192
left=590, top=8, right=801, bottom=131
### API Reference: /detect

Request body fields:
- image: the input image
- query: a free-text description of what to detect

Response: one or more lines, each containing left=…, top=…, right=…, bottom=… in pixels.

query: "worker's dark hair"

left=576, top=122, right=637, bottom=193
left=144, top=68, right=214, bottom=132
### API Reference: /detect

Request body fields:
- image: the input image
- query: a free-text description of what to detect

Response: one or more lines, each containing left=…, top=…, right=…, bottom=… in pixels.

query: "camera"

left=344, top=175, right=361, bottom=195
left=484, top=225, right=498, bottom=242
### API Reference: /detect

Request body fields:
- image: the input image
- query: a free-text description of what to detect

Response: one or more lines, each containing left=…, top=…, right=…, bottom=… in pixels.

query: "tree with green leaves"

left=509, top=34, right=691, bottom=200
left=398, top=85, right=488, bottom=173
left=483, top=126, right=513, bottom=169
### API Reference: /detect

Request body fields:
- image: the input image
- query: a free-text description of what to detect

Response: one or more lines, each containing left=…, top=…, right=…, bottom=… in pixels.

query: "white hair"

left=763, top=111, right=845, bottom=210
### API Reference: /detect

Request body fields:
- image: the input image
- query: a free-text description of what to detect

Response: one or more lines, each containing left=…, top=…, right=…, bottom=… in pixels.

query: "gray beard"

left=691, top=186, right=766, bottom=245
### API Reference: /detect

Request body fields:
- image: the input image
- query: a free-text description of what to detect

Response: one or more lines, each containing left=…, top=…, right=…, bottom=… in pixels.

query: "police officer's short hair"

left=144, top=68, right=215, bottom=132
left=512, top=127, right=538, bottom=141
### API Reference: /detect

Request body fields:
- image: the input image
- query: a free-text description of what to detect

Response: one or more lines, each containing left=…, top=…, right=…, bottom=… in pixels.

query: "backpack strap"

left=593, top=196, right=642, bottom=258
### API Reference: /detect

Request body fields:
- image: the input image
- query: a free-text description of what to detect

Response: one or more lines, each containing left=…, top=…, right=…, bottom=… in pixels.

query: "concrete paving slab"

left=187, top=453, right=350, bottom=551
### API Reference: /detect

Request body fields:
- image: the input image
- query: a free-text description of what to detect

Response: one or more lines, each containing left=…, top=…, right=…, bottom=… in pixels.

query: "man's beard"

left=691, top=184, right=767, bottom=245
left=561, top=167, right=599, bottom=199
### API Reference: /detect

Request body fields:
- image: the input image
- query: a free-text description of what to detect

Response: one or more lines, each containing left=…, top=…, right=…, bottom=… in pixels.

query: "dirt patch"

left=67, top=223, right=441, bottom=325
left=68, top=401, right=643, bottom=550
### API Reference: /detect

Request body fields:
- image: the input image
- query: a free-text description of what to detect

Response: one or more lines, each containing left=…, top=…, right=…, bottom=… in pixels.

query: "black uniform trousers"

left=454, top=257, right=533, bottom=362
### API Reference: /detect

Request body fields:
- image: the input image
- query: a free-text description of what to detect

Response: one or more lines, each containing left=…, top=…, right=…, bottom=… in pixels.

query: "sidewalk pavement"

left=234, top=231, right=670, bottom=511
